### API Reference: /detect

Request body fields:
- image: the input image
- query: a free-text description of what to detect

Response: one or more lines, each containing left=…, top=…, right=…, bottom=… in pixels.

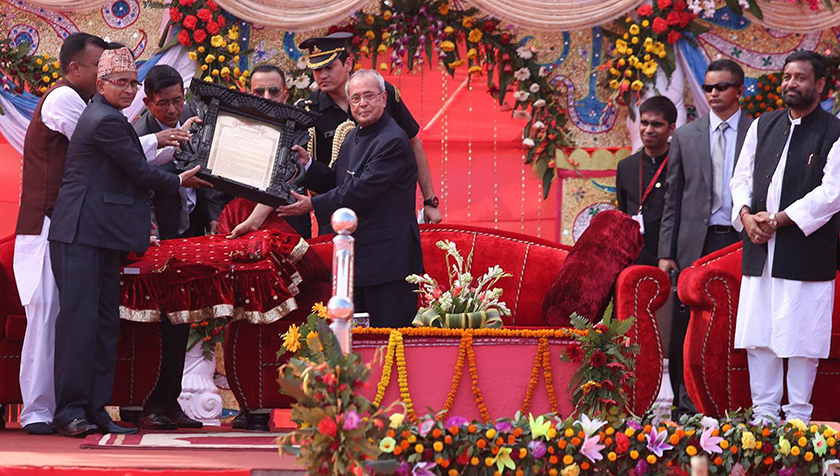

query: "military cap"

left=298, top=32, right=353, bottom=70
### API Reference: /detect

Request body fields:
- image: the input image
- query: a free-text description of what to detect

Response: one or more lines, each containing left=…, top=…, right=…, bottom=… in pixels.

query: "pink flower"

left=418, top=418, right=435, bottom=437
left=579, top=434, right=605, bottom=462
left=700, top=427, right=723, bottom=454
left=342, top=410, right=361, bottom=430
left=645, top=427, right=673, bottom=457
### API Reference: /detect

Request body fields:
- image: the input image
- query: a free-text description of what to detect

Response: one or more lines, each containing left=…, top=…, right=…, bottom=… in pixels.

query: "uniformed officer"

left=227, top=32, right=441, bottom=239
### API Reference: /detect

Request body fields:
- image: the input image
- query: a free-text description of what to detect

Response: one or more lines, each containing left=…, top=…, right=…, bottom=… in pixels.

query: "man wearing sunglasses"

left=658, top=59, right=752, bottom=420
left=730, top=51, right=840, bottom=424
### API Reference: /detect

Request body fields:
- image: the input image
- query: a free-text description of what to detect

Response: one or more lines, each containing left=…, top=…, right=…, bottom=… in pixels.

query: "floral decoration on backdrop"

left=0, top=38, right=62, bottom=96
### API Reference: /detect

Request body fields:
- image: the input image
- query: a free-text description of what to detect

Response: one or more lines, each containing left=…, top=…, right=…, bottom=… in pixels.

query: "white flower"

left=513, top=67, right=530, bottom=81
left=529, top=83, right=540, bottom=93
left=533, top=99, right=546, bottom=108
left=516, top=46, right=533, bottom=60
left=702, top=0, right=716, bottom=18
left=532, top=121, right=546, bottom=129
left=576, top=414, right=607, bottom=438
left=296, top=56, right=308, bottom=70
left=293, top=74, right=311, bottom=90
left=512, top=110, right=531, bottom=120
left=538, top=66, right=548, bottom=77
left=309, top=81, right=319, bottom=91
left=700, top=416, right=720, bottom=430
left=513, top=90, right=530, bottom=102
left=738, top=0, right=750, bottom=9
left=522, top=138, right=535, bottom=148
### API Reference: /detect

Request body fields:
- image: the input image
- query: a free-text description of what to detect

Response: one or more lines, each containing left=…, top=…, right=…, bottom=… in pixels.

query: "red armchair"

left=679, top=242, right=840, bottom=421
left=223, top=224, right=671, bottom=419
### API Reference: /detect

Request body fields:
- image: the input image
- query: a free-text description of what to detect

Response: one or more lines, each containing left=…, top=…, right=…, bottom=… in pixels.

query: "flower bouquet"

left=405, top=240, right=511, bottom=329
left=187, top=317, right=226, bottom=360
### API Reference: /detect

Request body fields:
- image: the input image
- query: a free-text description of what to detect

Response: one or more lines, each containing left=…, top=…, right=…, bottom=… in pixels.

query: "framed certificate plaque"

left=174, top=80, right=321, bottom=206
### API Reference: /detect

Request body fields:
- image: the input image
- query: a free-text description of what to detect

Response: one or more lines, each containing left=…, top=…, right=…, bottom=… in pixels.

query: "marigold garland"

left=464, top=332, right=491, bottom=423
left=393, top=331, right=415, bottom=420
left=354, top=326, right=586, bottom=339
left=520, top=336, right=546, bottom=415
left=439, top=334, right=467, bottom=417
left=373, top=330, right=399, bottom=407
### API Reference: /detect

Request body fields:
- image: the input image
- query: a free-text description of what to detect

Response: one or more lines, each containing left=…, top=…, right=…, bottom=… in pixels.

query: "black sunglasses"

left=702, top=81, right=740, bottom=93
left=253, top=87, right=283, bottom=97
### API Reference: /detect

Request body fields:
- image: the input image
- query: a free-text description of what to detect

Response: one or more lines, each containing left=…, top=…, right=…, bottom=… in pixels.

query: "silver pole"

left=327, top=208, right=357, bottom=354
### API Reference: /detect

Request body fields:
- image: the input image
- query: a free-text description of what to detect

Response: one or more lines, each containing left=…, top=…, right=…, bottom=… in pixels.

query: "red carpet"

left=80, top=431, right=286, bottom=451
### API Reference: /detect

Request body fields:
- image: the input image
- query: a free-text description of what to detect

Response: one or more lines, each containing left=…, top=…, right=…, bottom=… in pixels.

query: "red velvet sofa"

left=679, top=242, right=840, bottom=421
left=223, top=224, right=671, bottom=419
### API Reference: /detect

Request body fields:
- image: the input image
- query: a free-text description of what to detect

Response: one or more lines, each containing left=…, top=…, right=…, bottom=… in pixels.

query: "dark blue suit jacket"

left=49, top=94, right=181, bottom=252
left=305, top=113, right=423, bottom=287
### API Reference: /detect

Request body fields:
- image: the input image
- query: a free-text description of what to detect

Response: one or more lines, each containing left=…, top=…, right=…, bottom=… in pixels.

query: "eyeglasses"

left=349, top=91, right=382, bottom=105
left=102, top=77, right=142, bottom=90
left=702, top=81, right=740, bottom=93
left=253, top=87, right=284, bottom=97
left=151, top=96, right=184, bottom=108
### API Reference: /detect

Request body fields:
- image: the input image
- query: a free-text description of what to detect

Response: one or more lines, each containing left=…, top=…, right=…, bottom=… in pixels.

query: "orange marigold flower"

left=714, top=457, right=723, bottom=466
left=476, top=439, right=487, bottom=449
left=762, top=428, right=771, bottom=437
left=571, top=437, right=581, bottom=446
left=433, top=429, right=442, bottom=438
left=415, top=444, right=424, bottom=453
left=581, top=462, right=590, bottom=470
left=444, top=436, right=452, bottom=444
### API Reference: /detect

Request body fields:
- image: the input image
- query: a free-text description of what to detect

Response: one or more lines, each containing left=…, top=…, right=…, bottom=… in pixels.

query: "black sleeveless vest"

left=742, top=107, right=840, bottom=281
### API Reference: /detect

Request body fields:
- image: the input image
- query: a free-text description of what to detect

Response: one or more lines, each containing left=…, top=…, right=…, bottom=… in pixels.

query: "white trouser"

left=747, top=347, right=819, bottom=423
left=14, top=219, right=59, bottom=427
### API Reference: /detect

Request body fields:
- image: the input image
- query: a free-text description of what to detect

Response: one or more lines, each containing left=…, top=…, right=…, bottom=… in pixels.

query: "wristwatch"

left=769, top=213, right=778, bottom=228
left=423, top=196, right=440, bottom=208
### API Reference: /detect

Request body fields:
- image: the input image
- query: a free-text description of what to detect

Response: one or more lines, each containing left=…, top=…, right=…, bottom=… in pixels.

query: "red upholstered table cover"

left=119, top=230, right=311, bottom=324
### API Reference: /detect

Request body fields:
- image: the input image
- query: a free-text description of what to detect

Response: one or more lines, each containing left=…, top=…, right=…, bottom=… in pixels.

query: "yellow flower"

left=779, top=437, right=791, bottom=456
left=441, top=41, right=455, bottom=52
left=825, top=428, right=837, bottom=438
left=383, top=10, right=392, bottom=20
left=211, top=35, right=225, bottom=48
left=642, top=19, right=650, bottom=27
left=608, top=452, right=617, bottom=461
left=198, top=46, right=206, bottom=53
left=615, top=39, right=627, bottom=50
left=242, top=69, right=250, bottom=77
left=561, top=463, right=579, bottom=476
left=52, top=61, right=59, bottom=69
left=447, top=59, right=464, bottom=68
left=630, top=80, right=644, bottom=92
left=377, top=44, right=387, bottom=54
left=741, top=431, right=757, bottom=450
left=433, top=441, right=443, bottom=452
left=444, top=26, right=454, bottom=35
left=312, top=302, right=329, bottom=319
left=381, top=32, right=389, bottom=40
left=468, top=29, right=483, bottom=43
left=625, top=16, right=632, bottom=23
left=42, top=75, right=50, bottom=83
left=630, top=449, right=639, bottom=459
left=36, top=58, right=43, bottom=65
left=43, top=53, right=50, bottom=60
left=462, top=16, right=474, bottom=28
left=282, top=324, right=302, bottom=353
left=365, top=30, right=375, bottom=39
left=379, top=437, right=396, bottom=453
left=791, top=446, right=801, bottom=457
left=580, top=380, right=602, bottom=393
left=204, top=76, right=213, bottom=82
left=658, top=51, right=667, bottom=59
left=642, top=62, right=658, bottom=78
left=467, top=48, right=477, bottom=59
left=233, top=55, right=240, bottom=62
left=51, top=72, right=58, bottom=79
left=798, top=436, right=808, bottom=447
left=228, top=43, right=240, bottom=54
left=468, top=65, right=482, bottom=75
left=647, top=455, right=657, bottom=464
left=201, top=64, right=208, bottom=71
left=624, top=69, right=633, bottom=78
left=389, top=413, right=405, bottom=428
left=365, top=14, right=375, bottom=25
left=205, top=54, right=216, bottom=64
left=805, top=451, right=814, bottom=462
left=609, top=79, right=620, bottom=89
left=221, top=67, right=230, bottom=78
left=629, top=24, right=640, bottom=35
left=617, top=58, right=626, bottom=67
left=631, top=37, right=639, bottom=45
left=42, top=65, right=49, bottom=72
left=439, top=3, right=449, bottom=15
left=789, top=419, right=808, bottom=432
left=188, top=51, right=198, bottom=60
left=218, top=55, right=225, bottom=62
left=40, top=86, right=47, bottom=93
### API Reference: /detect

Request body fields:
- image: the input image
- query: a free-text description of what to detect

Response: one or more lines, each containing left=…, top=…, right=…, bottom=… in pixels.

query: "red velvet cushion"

left=541, top=210, right=643, bottom=326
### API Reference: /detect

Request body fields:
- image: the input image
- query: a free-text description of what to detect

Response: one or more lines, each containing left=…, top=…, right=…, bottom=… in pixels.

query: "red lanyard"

left=637, top=155, right=668, bottom=214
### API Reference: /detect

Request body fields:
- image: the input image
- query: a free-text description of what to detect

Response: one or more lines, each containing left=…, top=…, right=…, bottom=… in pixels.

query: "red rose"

left=565, top=344, right=583, bottom=363
left=658, top=0, right=673, bottom=9
left=615, top=432, right=630, bottom=454
left=679, top=11, right=692, bottom=27
left=182, top=14, right=197, bottom=30
left=170, top=7, right=183, bottom=23
left=637, top=4, right=653, bottom=16
left=205, top=20, right=219, bottom=35
left=763, top=442, right=774, bottom=453
left=500, top=32, right=512, bottom=45
left=193, top=28, right=207, bottom=43
left=667, top=30, right=682, bottom=44
left=179, top=0, right=195, bottom=6
left=216, top=14, right=225, bottom=27
left=666, top=10, right=680, bottom=26
left=317, top=417, right=337, bottom=437
left=590, top=350, right=607, bottom=367
left=197, top=8, right=212, bottom=22
left=458, top=451, right=471, bottom=465
left=674, top=0, right=687, bottom=11
left=205, top=0, right=218, bottom=11
left=178, top=29, right=192, bottom=46
left=482, top=20, right=496, bottom=33
left=652, top=17, right=669, bottom=34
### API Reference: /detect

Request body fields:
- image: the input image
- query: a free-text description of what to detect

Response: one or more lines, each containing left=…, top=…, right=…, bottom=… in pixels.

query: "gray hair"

left=345, top=69, right=386, bottom=98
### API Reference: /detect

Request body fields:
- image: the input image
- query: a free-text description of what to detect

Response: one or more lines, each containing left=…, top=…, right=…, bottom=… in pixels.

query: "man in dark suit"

left=131, top=65, right=213, bottom=430
left=277, top=69, right=423, bottom=327
left=658, top=59, right=753, bottom=418
left=47, top=48, right=210, bottom=437
left=616, top=96, right=677, bottom=266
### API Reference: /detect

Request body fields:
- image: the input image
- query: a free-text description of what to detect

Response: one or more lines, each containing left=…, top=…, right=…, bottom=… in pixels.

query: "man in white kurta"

left=730, top=52, right=840, bottom=423
left=14, top=36, right=188, bottom=434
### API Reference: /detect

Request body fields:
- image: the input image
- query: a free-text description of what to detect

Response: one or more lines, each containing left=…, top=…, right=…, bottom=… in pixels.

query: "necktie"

left=711, top=121, right=729, bottom=214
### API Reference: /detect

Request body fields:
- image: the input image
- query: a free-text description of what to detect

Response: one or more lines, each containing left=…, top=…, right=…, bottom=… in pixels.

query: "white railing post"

left=327, top=208, right=357, bottom=354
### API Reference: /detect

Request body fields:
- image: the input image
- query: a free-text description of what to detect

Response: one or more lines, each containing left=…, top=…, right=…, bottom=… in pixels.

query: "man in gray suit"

left=658, top=59, right=752, bottom=418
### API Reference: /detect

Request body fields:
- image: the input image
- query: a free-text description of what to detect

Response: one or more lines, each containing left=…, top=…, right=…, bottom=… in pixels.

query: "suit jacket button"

left=703, top=219, right=709, bottom=224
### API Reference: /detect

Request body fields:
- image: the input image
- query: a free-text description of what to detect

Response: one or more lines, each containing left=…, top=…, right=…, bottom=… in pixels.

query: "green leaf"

left=724, top=0, right=743, bottom=15
left=823, top=0, right=835, bottom=12
left=278, top=376, right=308, bottom=402
left=542, top=168, right=553, bottom=199
left=747, top=0, right=764, bottom=20
left=186, top=330, right=203, bottom=351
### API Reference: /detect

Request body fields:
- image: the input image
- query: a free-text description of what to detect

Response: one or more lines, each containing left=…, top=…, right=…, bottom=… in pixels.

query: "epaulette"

left=394, top=87, right=401, bottom=103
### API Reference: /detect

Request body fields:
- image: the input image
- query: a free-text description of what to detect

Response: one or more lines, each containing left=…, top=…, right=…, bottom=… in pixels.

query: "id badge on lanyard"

left=635, top=155, right=669, bottom=235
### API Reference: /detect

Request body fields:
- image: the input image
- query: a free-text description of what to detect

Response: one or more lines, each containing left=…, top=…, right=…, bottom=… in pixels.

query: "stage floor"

left=0, top=423, right=304, bottom=476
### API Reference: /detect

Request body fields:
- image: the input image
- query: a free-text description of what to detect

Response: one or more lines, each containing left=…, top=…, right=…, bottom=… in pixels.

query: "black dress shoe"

left=56, top=418, right=98, bottom=438
left=97, top=420, right=139, bottom=435
left=232, top=410, right=248, bottom=429
left=166, top=408, right=203, bottom=429
left=139, top=412, right=177, bottom=431
left=24, top=422, right=54, bottom=435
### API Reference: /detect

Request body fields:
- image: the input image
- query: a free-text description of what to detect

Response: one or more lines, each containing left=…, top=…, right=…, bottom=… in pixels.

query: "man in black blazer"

left=277, top=69, right=423, bottom=327
left=47, top=48, right=210, bottom=437
left=131, top=65, right=214, bottom=430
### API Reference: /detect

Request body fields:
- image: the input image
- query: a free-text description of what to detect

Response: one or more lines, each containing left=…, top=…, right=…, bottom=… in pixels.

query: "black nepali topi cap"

left=298, top=32, right=353, bottom=70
